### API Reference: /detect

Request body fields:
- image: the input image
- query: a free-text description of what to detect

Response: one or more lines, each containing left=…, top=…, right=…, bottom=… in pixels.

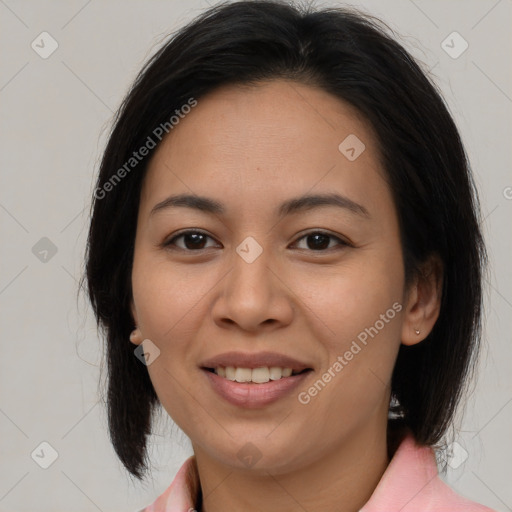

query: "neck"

left=193, top=419, right=392, bottom=512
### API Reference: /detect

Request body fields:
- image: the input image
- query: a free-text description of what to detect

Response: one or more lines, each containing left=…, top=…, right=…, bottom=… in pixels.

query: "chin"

left=201, top=430, right=314, bottom=475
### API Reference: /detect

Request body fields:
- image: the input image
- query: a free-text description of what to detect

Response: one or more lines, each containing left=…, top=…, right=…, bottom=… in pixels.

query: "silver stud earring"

left=414, top=328, right=420, bottom=335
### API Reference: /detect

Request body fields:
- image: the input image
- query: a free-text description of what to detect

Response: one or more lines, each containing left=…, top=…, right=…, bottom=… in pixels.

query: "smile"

left=206, top=366, right=308, bottom=383
left=201, top=367, right=313, bottom=408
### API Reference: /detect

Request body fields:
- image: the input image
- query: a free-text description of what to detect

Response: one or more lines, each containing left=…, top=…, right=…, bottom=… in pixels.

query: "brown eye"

left=293, top=231, right=349, bottom=251
left=164, top=230, right=218, bottom=251
left=163, top=229, right=350, bottom=253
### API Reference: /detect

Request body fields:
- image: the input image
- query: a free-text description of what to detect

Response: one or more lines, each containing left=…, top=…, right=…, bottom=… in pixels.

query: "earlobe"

left=129, top=300, right=143, bottom=345
left=401, top=254, right=443, bottom=346
left=129, top=327, right=143, bottom=345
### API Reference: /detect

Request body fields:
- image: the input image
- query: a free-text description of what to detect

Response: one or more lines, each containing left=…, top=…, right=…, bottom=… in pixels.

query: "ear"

left=401, top=253, right=443, bottom=346
left=129, top=300, right=143, bottom=345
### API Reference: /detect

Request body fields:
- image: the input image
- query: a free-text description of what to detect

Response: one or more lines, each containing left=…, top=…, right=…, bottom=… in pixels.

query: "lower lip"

left=202, top=369, right=312, bottom=408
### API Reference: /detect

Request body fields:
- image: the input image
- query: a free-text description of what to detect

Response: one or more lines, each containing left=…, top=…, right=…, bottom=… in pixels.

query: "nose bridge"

left=213, top=232, right=292, bottom=330
left=230, top=234, right=273, bottom=299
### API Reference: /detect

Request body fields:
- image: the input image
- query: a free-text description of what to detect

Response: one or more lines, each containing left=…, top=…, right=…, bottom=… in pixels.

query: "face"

left=130, top=80, right=411, bottom=474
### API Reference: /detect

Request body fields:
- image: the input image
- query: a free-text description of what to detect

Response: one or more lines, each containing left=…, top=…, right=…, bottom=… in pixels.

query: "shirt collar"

left=359, top=430, right=439, bottom=511
left=143, top=454, right=200, bottom=512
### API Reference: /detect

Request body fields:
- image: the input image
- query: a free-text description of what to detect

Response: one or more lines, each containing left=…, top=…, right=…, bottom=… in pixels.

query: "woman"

left=83, top=1, right=494, bottom=510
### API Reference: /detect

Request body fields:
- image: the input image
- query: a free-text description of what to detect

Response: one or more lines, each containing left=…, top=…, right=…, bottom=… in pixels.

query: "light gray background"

left=1, top=0, right=511, bottom=511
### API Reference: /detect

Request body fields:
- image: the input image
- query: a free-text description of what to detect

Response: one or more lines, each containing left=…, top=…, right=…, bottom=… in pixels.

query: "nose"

left=211, top=239, right=294, bottom=333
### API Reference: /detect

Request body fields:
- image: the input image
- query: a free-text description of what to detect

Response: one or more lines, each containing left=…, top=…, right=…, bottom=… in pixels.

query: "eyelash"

left=163, top=229, right=351, bottom=253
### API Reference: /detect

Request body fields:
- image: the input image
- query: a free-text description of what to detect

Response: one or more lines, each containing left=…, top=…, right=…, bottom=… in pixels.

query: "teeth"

left=234, top=367, right=252, bottom=383
left=282, top=367, right=293, bottom=377
left=216, top=366, right=296, bottom=383
left=269, top=367, right=282, bottom=380
left=251, top=367, right=270, bottom=383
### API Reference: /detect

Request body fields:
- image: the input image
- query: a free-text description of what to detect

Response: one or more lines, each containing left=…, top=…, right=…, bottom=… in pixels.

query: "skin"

left=130, top=80, right=443, bottom=512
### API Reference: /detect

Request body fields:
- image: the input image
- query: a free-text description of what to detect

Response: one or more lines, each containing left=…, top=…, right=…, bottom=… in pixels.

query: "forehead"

left=140, top=80, right=391, bottom=220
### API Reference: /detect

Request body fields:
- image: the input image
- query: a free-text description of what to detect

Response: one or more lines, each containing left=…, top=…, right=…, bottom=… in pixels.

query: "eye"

left=163, top=229, right=351, bottom=253
left=292, top=230, right=350, bottom=251
left=164, top=229, right=219, bottom=251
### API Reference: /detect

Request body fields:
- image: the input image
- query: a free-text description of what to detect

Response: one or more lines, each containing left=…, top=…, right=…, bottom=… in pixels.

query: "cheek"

left=131, top=253, right=210, bottom=427
left=130, top=250, right=224, bottom=402
left=294, top=250, right=404, bottom=348
left=293, top=250, right=403, bottom=413
left=131, top=251, right=208, bottom=339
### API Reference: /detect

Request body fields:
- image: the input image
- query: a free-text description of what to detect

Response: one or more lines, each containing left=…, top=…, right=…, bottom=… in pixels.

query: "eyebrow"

left=150, top=192, right=370, bottom=219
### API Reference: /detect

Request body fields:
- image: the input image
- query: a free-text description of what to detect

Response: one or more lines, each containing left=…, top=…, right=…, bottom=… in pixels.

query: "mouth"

left=202, top=366, right=312, bottom=383
left=199, top=351, right=314, bottom=407
left=200, top=361, right=313, bottom=408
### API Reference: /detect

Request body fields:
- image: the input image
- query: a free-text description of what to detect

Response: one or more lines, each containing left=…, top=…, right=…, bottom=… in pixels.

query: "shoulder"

left=424, top=468, right=497, bottom=511
left=361, top=430, right=498, bottom=512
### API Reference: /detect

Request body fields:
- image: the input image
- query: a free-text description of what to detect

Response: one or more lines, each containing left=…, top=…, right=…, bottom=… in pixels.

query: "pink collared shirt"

left=139, top=432, right=496, bottom=512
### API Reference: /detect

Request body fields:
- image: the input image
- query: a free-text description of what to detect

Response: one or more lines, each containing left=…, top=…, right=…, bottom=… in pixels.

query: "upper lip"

left=200, top=351, right=313, bottom=371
